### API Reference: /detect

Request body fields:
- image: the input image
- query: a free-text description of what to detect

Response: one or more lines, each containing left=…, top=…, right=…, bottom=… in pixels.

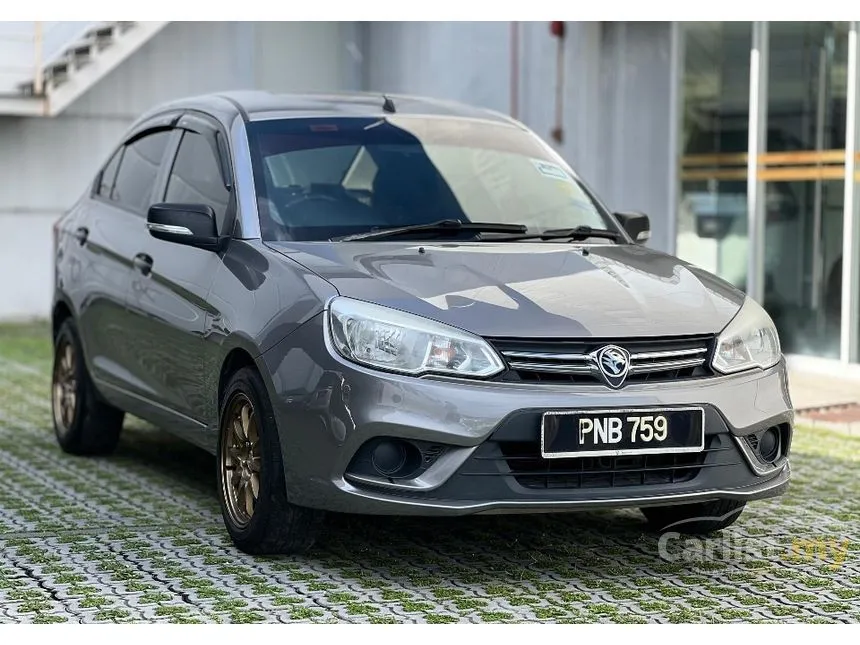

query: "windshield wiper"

left=490, top=225, right=625, bottom=243
left=332, top=219, right=528, bottom=242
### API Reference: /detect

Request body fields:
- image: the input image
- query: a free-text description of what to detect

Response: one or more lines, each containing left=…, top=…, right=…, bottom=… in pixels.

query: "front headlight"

left=712, top=297, right=781, bottom=374
left=327, top=297, right=505, bottom=378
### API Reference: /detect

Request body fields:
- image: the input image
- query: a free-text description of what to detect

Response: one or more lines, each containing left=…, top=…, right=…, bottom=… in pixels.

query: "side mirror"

left=614, top=211, right=651, bottom=244
left=146, top=203, right=225, bottom=252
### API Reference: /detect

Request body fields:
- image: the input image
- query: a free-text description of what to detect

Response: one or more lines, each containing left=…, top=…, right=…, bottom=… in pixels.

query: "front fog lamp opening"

left=328, top=297, right=504, bottom=378
left=757, top=427, right=781, bottom=462
left=347, top=438, right=437, bottom=482
left=371, top=440, right=410, bottom=476
left=744, top=424, right=789, bottom=465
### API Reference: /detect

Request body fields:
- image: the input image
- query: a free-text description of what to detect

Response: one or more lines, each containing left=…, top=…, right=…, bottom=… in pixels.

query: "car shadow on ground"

left=113, top=421, right=670, bottom=569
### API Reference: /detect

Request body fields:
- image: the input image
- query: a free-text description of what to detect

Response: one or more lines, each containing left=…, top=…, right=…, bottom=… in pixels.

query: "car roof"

left=135, top=90, right=524, bottom=130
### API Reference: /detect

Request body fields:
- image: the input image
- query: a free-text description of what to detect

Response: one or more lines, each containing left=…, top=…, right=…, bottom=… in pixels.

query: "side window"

left=165, top=131, right=231, bottom=233
left=111, top=130, right=172, bottom=214
left=96, top=148, right=123, bottom=197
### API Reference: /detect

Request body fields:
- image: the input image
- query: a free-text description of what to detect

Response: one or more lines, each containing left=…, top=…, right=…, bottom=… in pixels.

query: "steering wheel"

left=278, top=191, right=374, bottom=231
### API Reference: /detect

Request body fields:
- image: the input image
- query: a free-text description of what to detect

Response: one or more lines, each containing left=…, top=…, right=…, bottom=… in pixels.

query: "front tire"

left=641, top=499, right=746, bottom=535
left=51, top=318, right=124, bottom=456
left=216, top=367, right=324, bottom=555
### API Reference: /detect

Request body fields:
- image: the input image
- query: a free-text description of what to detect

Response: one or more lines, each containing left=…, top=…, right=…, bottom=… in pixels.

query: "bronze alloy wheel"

left=52, top=339, right=77, bottom=435
left=221, top=393, right=262, bottom=527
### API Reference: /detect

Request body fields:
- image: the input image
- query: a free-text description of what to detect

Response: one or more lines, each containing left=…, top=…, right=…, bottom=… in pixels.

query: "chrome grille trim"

left=630, top=347, right=708, bottom=360
left=491, top=336, right=714, bottom=385
left=506, top=361, right=591, bottom=374
left=503, top=351, right=589, bottom=361
left=629, top=357, right=706, bottom=373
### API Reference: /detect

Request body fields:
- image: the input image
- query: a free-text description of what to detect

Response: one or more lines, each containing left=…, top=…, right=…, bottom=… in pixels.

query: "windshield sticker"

left=531, top=159, right=574, bottom=183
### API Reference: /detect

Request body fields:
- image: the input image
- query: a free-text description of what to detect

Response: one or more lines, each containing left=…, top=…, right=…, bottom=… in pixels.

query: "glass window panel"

left=762, top=21, right=848, bottom=358
left=676, top=22, right=752, bottom=290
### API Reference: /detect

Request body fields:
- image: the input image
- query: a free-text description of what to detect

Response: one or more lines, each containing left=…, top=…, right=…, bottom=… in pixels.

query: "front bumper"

left=261, top=313, right=794, bottom=516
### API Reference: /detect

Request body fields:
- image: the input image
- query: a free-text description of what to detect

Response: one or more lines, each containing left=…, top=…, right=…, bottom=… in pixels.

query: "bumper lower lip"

left=332, top=461, right=790, bottom=516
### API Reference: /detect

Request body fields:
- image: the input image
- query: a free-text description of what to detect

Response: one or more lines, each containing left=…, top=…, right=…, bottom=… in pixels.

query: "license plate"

left=540, top=407, right=705, bottom=459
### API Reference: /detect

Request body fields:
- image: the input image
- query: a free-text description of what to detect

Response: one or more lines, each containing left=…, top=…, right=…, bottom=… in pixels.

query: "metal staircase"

left=0, top=21, right=168, bottom=117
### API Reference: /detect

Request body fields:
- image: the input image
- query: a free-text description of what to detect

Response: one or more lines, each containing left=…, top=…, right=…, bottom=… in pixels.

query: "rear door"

left=75, top=126, right=174, bottom=397
left=124, top=112, right=234, bottom=443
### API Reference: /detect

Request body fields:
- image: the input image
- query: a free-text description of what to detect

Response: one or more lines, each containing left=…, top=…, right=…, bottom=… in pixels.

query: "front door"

left=125, top=115, right=233, bottom=446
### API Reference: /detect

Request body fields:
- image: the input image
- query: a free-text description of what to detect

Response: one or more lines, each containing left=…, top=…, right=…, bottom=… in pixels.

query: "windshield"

left=247, top=115, right=621, bottom=242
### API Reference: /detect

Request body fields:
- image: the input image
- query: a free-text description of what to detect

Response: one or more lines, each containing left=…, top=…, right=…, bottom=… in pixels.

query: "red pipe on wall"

left=550, top=21, right=565, bottom=144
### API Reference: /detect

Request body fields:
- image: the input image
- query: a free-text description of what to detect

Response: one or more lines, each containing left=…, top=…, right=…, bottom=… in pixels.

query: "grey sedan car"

left=51, top=91, right=792, bottom=554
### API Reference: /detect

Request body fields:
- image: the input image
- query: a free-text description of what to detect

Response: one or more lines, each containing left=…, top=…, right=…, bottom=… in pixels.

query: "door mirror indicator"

left=146, top=203, right=227, bottom=252
left=614, top=211, right=651, bottom=244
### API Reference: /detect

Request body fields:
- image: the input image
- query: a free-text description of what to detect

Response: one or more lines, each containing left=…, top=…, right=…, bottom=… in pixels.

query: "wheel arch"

left=216, top=332, right=279, bottom=414
left=218, top=347, right=258, bottom=410
left=52, top=297, right=75, bottom=339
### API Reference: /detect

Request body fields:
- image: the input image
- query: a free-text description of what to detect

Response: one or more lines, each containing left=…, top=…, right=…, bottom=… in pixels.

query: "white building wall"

left=0, top=115, right=130, bottom=320
left=256, top=22, right=361, bottom=93
left=597, top=22, right=675, bottom=254
left=365, top=21, right=513, bottom=114
left=0, top=21, right=353, bottom=320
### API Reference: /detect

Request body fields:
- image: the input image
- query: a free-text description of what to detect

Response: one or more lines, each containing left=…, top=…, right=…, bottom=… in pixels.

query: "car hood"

left=267, top=241, right=745, bottom=338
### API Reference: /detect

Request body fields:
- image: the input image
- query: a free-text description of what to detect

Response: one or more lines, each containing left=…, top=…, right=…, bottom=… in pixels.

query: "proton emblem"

left=592, top=345, right=631, bottom=389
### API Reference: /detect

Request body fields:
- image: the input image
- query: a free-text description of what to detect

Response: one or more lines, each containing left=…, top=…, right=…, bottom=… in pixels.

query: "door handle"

left=74, top=226, right=88, bottom=245
left=132, top=253, right=154, bottom=276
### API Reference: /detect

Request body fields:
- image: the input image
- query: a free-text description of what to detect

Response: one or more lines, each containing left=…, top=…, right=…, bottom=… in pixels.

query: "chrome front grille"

left=490, top=336, right=715, bottom=385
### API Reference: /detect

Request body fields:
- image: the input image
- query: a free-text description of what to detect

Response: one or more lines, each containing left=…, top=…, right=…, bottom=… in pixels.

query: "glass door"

left=677, top=22, right=752, bottom=290
left=759, top=22, right=848, bottom=358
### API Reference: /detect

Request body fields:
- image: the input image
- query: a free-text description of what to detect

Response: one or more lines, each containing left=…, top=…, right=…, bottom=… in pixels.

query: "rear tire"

left=51, top=318, right=124, bottom=456
left=641, top=499, right=746, bottom=534
left=216, top=366, right=324, bottom=555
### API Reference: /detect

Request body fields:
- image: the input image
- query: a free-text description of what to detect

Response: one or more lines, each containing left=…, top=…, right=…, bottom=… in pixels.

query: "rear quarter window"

left=96, top=148, right=123, bottom=197
left=111, top=130, right=172, bottom=214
